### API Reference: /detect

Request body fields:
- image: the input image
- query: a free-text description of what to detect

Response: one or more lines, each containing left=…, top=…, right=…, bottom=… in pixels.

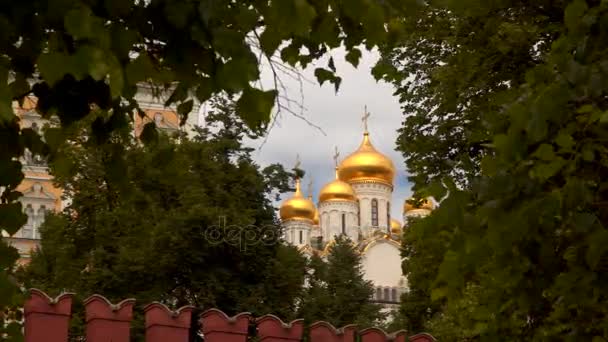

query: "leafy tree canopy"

left=0, top=1, right=405, bottom=335
left=377, top=0, right=608, bottom=339
left=18, top=96, right=307, bottom=333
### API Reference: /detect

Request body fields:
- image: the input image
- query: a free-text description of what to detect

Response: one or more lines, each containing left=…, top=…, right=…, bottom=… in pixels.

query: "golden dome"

left=318, top=167, right=357, bottom=202
left=390, top=219, right=403, bottom=234
left=338, top=132, right=395, bottom=185
left=403, top=197, right=435, bottom=213
left=279, top=179, right=316, bottom=222
left=312, top=206, right=320, bottom=226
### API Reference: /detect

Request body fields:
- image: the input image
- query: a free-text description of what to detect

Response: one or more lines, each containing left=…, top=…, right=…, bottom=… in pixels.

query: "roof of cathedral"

left=390, top=219, right=402, bottom=235
left=359, top=234, right=401, bottom=254
left=338, top=131, right=395, bottom=186
left=318, top=167, right=357, bottom=203
left=279, top=178, right=316, bottom=222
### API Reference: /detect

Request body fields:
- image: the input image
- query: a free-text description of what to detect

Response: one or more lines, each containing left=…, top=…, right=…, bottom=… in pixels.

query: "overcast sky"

left=237, top=48, right=413, bottom=220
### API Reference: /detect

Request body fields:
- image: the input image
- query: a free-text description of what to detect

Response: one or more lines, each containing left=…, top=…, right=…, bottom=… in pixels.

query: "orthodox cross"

left=333, top=146, right=340, bottom=167
left=294, top=154, right=301, bottom=170
left=362, top=105, right=371, bottom=133
left=307, top=178, right=313, bottom=199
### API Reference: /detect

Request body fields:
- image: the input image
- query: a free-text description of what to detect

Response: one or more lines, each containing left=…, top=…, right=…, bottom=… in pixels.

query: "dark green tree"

left=374, top=0, right=608, bottom=339
left=299, top=235, right=384, bottom=329
left=0, top=1, right=403, bottom=335
left=19, top=96, right=307, bottom=322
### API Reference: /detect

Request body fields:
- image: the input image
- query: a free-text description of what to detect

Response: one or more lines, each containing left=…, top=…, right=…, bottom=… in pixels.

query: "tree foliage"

left=0, top=1, right=403, bottom=335
left=378, top=0, right=608, bottom=339
left=18, top=97, right=307, bottom=329
left=299, top=235, right=385, bottom=329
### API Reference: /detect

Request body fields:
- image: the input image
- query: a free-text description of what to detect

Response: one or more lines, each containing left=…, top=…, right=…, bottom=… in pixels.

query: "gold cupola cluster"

left=318, top=167, right=356, bottom=202
left=338, top=132, right=396, bottom=186
left=279, top=178, right=316, bottom=222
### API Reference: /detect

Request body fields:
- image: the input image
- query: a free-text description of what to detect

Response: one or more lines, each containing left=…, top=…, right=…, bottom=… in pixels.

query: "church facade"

left=279, top=125, right=435, bottom=306
left=5, top=89, right=200, bottom=264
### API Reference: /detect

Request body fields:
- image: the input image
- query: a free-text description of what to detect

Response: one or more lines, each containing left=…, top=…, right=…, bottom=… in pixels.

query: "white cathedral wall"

left=282, top=220, right=312, bottom=247
left=351, top=182, right=393, bottom=235
left=361, top=241, right=406, bottom=288
left=318, top=201, right=358, bottom=242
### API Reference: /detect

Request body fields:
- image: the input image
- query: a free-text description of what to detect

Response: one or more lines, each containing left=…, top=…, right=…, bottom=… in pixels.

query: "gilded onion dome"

left=403, top=197, right=435, bottom=213
left=390, top=219, right=403, bottom=234
left=279, top=179, right=316, bottom=222
left=338, top=132, right=395, bottom=186
left=318, top=167, right=357, bottom=202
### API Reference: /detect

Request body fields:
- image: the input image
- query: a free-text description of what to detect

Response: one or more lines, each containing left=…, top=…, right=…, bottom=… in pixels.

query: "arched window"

left=341, top=213, right=346, bottom=234
left=22, top=205, right=35, bottom=238
left=387, top=201, right=391, bottom=231
left=391, top=288, right=398, bottom=302
left=356, top=200, right=361, bottom=226
left=384, top=288, right=390, bottom=302
left=299, top=230, right=303, bottom=244
left=371, top=199, right=378, bottom=227
left=376, top=287, right=382, bottom=300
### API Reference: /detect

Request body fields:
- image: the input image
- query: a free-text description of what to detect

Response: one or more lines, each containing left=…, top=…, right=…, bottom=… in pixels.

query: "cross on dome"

left=362, top=105, right=371, bottom=133
left=294, top=154, right=301, bottom=172
left=307, top=178, right=313, bottom=199
left=333, top=146, right=340, bottom=167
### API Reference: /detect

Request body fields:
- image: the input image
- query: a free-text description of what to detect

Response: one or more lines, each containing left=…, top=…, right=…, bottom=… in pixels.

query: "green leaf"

left=125, top=53, right=155, bottom=84
left=530, top=157, right=566, bottom=180
left=260, top=28, right=282, bottom=57
left=345, top=48, right=362, bottom=68
left=236, top=87, right=276, bottom=131
left=9, top=76, right=30, bottom=99
left=37, top=53, right=69, bottom=85
left=481, top=155, right=498, bottom=176
left=0, top=160, right=23, bottom=189
left=292, top=0, right=316, bottom=36
left=177, top=100, right=194, bottom=117
left=216, top=54, right=259, bottom=92
left=166, top=83, right=189, bottom=107
left=140, top=122, right=158, bottom=144
left=577, top=104, right=595, bottom=113
left=533, top=143, right=555, bottom=161
left=431, top=286, right=448, bottom=301
left=564, top=0, right=588, bottom=31
left=370, top=60, right=396, bottom=81
left=108, top=63, right=124, bottom=98
left=74, top=46, right=109, bottom=80
left=555, top=132, right=575, bottom=150
left=314, top=68, right=335, bottom=87
left=195, top=79, right=213, bottom=103
left=0, top=202, right=26, bottom=236
left=586, top=228, right=608, bottom=270
left=425, top=179, right=448, bottom=200
left=582, top=147, right=595, bottom=161
left=328, top=57, right=336, bottom=72
left=64, top=6, right=102, bottom=40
